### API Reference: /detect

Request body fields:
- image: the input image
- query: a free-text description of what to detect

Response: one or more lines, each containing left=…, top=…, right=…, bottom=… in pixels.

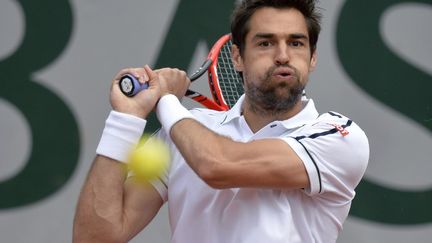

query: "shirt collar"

left=221, top=94, right=319, bottom=129
left=222, top=94, right=245, bottom=124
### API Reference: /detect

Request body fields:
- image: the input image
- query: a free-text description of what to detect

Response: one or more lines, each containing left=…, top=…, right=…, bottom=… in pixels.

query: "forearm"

left=156, top=94, right=243, bottom=188
left=73, top=156, right=127, bottom=243
left=74, top=156, right=164, bottom=243
left=73, top=110, right=159, bottom=242
left=170, top=119, right=229, bottom=182
left=73, top=66, right=174, bottom=242
left=156, top=95, right=229, bottom=185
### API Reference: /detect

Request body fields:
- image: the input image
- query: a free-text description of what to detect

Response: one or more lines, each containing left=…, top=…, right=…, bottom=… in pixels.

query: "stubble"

left=245, top=64, right=305, bottom=117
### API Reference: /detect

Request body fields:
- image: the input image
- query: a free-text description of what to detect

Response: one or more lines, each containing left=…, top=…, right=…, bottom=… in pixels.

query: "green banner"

left=0, top=0, right=80, bottom=209
left=337, top=0, right=432, bottom=224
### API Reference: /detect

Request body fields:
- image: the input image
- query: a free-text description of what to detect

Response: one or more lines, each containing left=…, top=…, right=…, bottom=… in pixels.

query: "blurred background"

left=0, top=0, right=431, bottom=242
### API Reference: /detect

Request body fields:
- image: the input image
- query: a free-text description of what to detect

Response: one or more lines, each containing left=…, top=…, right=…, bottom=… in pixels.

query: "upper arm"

left=199, top=118, right=369, bottom=196
left=201, top=137, right=310, bottom=190
left=210, top=117, right=370, bottom=199
left=171, top=114, right=369, bottom=197
left=171, top=118, right=309, bottom=190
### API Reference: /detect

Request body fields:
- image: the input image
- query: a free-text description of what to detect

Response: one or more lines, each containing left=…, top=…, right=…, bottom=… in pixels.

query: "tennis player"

left=74, top=0, right=369, bottom=242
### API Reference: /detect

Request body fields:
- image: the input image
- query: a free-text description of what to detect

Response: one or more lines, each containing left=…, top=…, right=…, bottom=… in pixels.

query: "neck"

left=242, top=97, right=304, bottom=133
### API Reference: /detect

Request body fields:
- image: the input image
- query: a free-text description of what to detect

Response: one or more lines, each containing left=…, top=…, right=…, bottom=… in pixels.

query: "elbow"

left=195, top=156, right=231, bottom=189
left=192, top=138, right=239, bottom=189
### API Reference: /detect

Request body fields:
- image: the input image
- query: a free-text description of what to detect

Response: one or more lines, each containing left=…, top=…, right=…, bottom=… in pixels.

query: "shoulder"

left=282, top=111, right=369, bottom=195
left=295, top=111, right=368, bottom=145
left=299, top=111, right=369, bottom=165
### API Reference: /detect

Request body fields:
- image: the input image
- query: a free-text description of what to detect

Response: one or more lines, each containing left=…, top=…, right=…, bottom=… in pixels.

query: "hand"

left=156, top=68, right=191, bottom=100
left=110, top=65, right=161, bottom=118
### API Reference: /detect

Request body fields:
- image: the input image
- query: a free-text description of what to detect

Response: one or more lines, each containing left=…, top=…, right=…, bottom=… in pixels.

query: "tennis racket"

left=119, top=34, right=244, bottom=111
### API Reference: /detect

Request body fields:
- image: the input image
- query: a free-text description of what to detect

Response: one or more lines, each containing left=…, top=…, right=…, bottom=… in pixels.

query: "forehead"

left=247, top=7, right=309, bottom=39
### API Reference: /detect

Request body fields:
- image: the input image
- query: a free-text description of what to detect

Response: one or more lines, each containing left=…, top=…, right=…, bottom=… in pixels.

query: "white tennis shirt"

left=150, top=95, right=369, bottom=243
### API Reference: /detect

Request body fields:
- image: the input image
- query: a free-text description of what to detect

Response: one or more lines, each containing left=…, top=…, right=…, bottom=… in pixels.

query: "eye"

left=290, top=41, right=304, bottom=47
left=258, top=41, right=272, bottom=47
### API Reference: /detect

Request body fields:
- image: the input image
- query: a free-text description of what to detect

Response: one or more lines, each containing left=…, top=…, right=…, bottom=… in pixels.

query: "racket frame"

left=119, top=34, right=240, bottom=111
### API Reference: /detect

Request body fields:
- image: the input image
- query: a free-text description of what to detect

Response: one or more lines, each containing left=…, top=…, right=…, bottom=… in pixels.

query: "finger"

left=144, top=65, right=158, bottom=81
left=113, top=68, right=134, bottom=81
left=138, top=69, right=149, bottom=83
left=113, top=67, right=148, bottom=84
left=129, top=68, right=149, bottom=84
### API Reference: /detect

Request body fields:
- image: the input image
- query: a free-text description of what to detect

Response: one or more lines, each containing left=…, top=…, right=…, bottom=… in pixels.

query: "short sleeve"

left=284, top=136, right=322, bottom=195
left=281, top=113, right=369, bottom=200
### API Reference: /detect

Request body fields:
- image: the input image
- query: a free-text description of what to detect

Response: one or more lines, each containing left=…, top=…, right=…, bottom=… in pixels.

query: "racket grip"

left=119, top=74, right=149, bottom=97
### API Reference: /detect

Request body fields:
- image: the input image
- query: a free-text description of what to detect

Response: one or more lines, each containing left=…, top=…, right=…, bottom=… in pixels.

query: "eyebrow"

left=289, top=33, right=308, bottom=40
left=252, top=32, right=309, bottom=41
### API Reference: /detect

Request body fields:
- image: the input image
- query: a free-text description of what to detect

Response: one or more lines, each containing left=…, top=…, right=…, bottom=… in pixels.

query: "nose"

left=274, top=43, right=290, bottom=65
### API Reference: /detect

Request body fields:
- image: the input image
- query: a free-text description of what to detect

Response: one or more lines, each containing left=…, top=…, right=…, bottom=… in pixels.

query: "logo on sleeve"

left=330, top=123, right=349, bottom=137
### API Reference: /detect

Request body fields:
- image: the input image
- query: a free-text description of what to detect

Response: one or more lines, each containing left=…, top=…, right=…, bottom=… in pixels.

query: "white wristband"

left=156, top=94, right=195, bottom=134
left=96, top=110, right=147, bottom=163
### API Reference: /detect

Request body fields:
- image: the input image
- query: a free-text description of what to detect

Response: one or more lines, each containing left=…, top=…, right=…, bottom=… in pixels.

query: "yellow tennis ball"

left=128, top=135, right=170, bottom=181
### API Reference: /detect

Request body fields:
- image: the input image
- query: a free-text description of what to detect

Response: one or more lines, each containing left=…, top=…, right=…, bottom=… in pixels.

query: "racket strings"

left=216, top=40, right=244, bottom=108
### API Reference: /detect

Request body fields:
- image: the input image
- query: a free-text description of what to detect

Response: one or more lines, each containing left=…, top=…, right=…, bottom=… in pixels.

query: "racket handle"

left=119, top=74, right=149, bottom=97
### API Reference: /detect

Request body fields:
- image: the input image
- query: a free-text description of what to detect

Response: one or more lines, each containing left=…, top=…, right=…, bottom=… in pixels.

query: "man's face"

left=232, top=7, right=317, bottom=113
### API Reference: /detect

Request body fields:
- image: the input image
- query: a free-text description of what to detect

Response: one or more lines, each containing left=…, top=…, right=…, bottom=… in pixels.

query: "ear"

left=309, top=50, right=317, bottom=72
left=231, top=44, right=244, bottom=72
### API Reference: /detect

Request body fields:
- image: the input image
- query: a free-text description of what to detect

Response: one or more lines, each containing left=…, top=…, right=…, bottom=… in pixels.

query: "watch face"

left=120, top=77, right=134, bottom=93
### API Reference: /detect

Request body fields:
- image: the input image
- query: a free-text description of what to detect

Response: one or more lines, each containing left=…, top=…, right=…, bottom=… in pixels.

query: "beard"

left=245, top=64, right=305, bottom=116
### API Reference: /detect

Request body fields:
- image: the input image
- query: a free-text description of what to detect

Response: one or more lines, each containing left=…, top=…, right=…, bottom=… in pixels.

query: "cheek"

left=243, top=66, right=265, bottom=87
left=241, top=60, right=257, bottom=80
left=293, top=58, right=313, bottom=77
left=242, top=69, right=255, bottom=87
left=242, top=57, right=271, bottom=78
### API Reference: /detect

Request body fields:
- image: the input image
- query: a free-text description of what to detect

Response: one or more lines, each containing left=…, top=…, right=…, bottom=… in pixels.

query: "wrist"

left=96, top=110, right=147, bottom=162
left=156, top=94, right=195, bottom=135
left=113, top=109, right=150, bottom=120
left=111, top=101, right=152, bottom=119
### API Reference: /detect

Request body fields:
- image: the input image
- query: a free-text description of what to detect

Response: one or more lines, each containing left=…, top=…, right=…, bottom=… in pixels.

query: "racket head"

left=207, top=34, right=244, bottom=111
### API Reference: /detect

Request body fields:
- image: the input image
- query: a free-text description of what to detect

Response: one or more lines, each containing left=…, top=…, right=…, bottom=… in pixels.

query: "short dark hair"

left=231, top=0, right=322, bottom=55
